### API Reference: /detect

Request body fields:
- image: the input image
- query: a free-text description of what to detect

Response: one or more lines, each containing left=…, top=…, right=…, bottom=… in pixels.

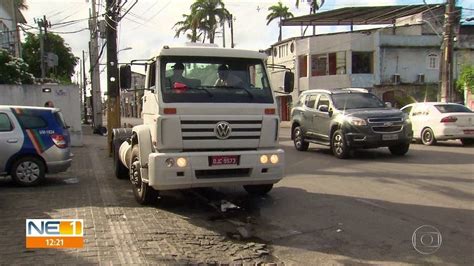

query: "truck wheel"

left=113, top=139, right=128, bottom=179
left=331, top=130, right=350, bottom=159
left=11, top=156, right=45, bottom=186
left=421, top=127, right=437, bottom=145
left=244, top=184, right=273, bottom=196
left=293, top=126, right=309, bottom=151
left=389, top=143, right=410, bottom=156
left=130, top=145, right=159, bottom=205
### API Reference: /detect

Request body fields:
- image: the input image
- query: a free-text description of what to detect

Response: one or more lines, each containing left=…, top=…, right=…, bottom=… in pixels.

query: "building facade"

left=120, top=71, right=145, bottom=118
left=268, top=12, right=473, bottom=120
left=0, top=0, right=26, bottom=56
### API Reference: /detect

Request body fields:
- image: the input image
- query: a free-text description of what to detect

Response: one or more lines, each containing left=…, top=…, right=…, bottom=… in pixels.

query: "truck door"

left=0, top=111, right=23, bottom=173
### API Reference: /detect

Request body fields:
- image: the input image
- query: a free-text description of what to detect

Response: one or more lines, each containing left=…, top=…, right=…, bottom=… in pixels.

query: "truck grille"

left=181, top=120, right=262, bottom=140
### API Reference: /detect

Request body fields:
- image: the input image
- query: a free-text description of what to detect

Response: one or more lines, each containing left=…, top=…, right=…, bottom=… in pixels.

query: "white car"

left=401, top=102, right=474, bottom=146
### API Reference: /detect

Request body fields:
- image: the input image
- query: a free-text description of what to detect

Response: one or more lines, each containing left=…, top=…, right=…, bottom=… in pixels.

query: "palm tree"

left=295, top=0, right=325, bottom=14
left=190, top=0, right=231, bottom=44
left=173, top=14, right=201, bottom=43
left=266, top=2, right=294, bottom=42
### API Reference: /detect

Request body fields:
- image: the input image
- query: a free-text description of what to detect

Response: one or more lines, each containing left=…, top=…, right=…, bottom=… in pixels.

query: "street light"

left=117, top=47, right=133, bottom=54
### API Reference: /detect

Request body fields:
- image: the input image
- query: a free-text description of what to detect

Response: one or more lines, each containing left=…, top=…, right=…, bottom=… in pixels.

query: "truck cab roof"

left=157, top=45, right=268, bottom=60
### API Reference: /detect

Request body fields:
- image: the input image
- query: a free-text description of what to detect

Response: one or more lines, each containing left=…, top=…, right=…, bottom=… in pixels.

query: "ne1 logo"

left=26, top=219, right=84, bottom=249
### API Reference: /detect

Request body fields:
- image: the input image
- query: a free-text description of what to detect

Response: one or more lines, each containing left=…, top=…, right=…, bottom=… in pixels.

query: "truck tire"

left=113, top=138, right=128, bottom=179
left=243, top=184, right=273, bottom=196
left=331, top=129, right=350, bottom=159
left=11, top=156, right=46, bottom=186
left=389, top=143, right=410, bottom=156
left=130, top=145, right=159, bottom=205
left=293, top=126, right=309, bottom=151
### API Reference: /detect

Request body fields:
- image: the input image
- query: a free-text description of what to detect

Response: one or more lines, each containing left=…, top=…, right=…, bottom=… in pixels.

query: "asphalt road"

left=0, top=124, right=472, bottom=264
left=247, top=127, right=474, bottom=265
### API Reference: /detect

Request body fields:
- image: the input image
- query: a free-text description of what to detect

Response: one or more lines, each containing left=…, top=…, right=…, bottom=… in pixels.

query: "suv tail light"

left=440, top=116, right=457, bottom=123
left=51, top=134, right=68, bottom=148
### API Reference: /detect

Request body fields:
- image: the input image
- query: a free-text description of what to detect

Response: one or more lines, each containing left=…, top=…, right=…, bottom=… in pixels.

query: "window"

left=316, top=95, right=330, bottom=110
left=0, top=113, right=13, bottom=131
left=311, top=52, right=346, bottom=76
left=18, top=114, right=47, bottom=129
left=298, top=55, right=308, bottom=78
left=305, top=95, right=318, bottom=109
left=401, top=106, right=412, bottom=115
left=273, top=47, right=278, bottom=57
left=434, top=104, right=472, bottom=113
left=290, top=43, right=294, bottom=53
left=148, top=61, right=156, bottom=88
left=332, top=93, right=384, bottom=110
left=427, top=54, right=438, bottom=69
left=352, top=52, right=373, bottom=74
left=311, top=54, right=327, bottom=76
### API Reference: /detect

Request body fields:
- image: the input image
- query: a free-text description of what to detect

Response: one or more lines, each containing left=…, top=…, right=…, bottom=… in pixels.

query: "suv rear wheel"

left=389, top=143, right=410, bottom=156
left=293, top=126, right=309, bottom=151
left=461, top=138, right=474, bottom=146
left=11, top=156, right=45, bottom=186
left=331, top=130, right=350, bottom=159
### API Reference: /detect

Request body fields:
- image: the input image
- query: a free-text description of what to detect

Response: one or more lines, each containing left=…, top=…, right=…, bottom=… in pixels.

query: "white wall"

left=0, top=85, right=83, bottom=146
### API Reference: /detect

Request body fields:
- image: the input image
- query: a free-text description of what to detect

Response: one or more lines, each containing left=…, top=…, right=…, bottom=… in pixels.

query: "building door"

left=278, top=96, right=292, bottom=121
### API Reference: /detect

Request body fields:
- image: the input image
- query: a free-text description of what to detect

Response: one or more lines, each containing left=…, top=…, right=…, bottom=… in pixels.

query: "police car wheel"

left=11, top=156, right=45, bottom=186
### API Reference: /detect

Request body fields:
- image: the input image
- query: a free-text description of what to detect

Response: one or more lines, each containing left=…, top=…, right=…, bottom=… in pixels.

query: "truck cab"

left=114, top=46, right=293, bottom=204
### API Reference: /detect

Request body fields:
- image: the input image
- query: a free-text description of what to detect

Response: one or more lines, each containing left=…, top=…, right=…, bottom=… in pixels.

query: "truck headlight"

left=270, top=154, right=279, bottom=164
left=260, top=155, right=268, bottom=164
left=347, top=117, right=367, bottom=126
left=176, top=157, right=187, bottom=168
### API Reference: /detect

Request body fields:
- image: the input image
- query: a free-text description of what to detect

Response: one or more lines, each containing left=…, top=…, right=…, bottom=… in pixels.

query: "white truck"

left=113, top=45, right=293, bottom=204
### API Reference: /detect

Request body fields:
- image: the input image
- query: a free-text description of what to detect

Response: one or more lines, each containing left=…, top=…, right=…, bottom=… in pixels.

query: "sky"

left=22, top=0, right=473, bottom=94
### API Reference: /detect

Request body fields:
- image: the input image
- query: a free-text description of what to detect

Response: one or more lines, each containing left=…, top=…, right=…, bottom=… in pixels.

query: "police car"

left=0, top=105, right=72, bottom=186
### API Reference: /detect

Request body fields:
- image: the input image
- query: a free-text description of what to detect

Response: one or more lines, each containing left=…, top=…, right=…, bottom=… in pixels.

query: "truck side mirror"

left=385, top=102, right=392, bottom=108
left=120, top=65, right=132, bottom=89
left=283, top=71, right=294, bottom=94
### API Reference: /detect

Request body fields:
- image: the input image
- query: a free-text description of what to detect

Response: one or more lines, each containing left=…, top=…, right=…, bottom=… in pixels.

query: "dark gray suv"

left=290, top=89, right=413, bottom=159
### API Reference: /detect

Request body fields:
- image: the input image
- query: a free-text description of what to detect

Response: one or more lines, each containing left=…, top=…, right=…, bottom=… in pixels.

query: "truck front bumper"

left=148, top=149, right=284, bottom=190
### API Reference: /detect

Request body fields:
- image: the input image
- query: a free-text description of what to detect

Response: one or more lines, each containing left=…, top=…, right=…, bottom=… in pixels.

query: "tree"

left=190, top=0, right=231, bottom=44
left=0, top=49, right=34, bottom=84
left=267, top=2, right=294, bottom=42
left=173, top=14, right=202, bottom=43
left=295, top=0, right=325, bottom=14
left=456, top=65, right=474, bottom=94
left=21, top=32, right=78, bottom=83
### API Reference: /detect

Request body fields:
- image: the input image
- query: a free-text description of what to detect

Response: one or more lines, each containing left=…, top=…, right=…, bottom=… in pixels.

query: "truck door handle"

left=7, top=138, right=18, bottom=143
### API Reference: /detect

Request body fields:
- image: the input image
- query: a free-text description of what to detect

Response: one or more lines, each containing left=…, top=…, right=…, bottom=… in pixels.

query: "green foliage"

left=177, top=0, right=231, bottom=44
left=21, top=32, right=78, bottom=83
left=0, top=49, right=34, bottom=84
left=394, top=95, right=416, bottom=108
left=295, top=0, right=325, bottom=13
left=267, top=2, right=294, bottom=41
left=456, top=65, right=474, bottom=93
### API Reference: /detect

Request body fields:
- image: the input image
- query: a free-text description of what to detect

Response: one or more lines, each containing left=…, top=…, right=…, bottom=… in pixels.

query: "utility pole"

left=82, top=51, right=89, bottom=124
left=106, top=0, right=120, bottom=155
left=89, top=0, right=103, bottom=128
left=440, top=0, right=456, bottom=102
left=230, top=14, right=234, bottom=48
left=222, top=21, right=226, bottom=48
left=35, top=16, right=50, bottom=79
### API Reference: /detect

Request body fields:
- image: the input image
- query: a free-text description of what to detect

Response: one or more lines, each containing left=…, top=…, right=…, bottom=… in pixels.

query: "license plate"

left=382, top=134, right=398, bottom=141
left=464, top=130, right=474, bottom=135
left=209, top=155, right=240, bottom=166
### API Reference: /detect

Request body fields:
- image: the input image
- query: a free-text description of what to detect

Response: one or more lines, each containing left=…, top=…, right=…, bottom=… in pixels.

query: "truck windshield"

left=160, top=56, right=274, bottom=103
left=332, top=93, right=385, bottom=110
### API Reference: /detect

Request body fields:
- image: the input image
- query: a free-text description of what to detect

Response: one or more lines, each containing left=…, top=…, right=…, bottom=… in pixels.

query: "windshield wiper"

left=231, top=86, right=254, bottom=98
left=191, top=86, right=213, bottom=97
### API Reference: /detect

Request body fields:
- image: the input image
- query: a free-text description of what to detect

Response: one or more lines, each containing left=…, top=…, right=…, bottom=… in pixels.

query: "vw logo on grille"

left=215, top=121, right=232, bottom=139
